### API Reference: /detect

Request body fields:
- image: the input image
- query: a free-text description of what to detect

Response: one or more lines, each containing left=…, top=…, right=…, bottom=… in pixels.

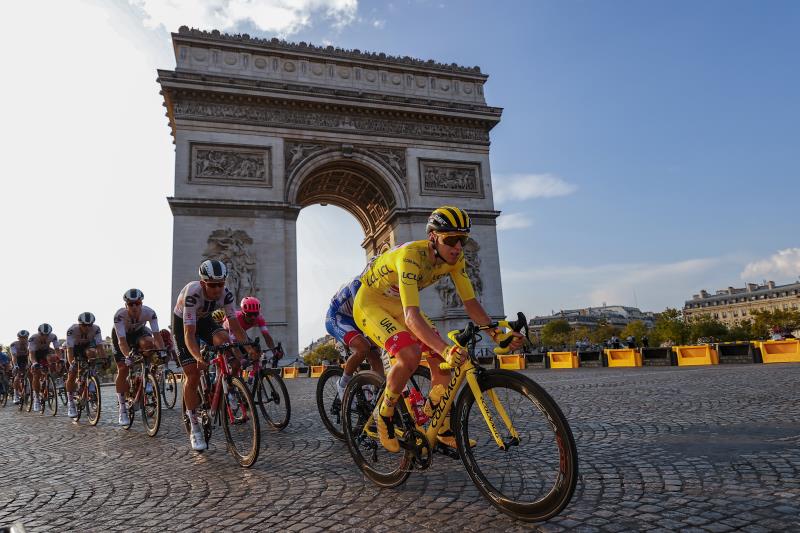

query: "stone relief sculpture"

left=421, top=161, right=480, bottom=194
left=284, top=141, right=407, bottom=180
left=175, top=100, right=489, bottom=143
left=194, top=147, right=267, bottom=181
left=286, top=143, right=325, bottom=173
left=436, top=239, right=483, bottom=309
left=204, top=228, right=259, bottom=303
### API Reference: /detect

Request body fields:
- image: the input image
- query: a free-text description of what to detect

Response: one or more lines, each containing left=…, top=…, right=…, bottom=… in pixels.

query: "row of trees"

left=537, top=308, right=800, bottom=348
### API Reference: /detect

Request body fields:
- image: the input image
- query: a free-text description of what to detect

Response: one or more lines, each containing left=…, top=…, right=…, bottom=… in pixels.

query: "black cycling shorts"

left=111, top=327, right=153, bottom=362
left=172, top=314, right=224, bottom=367
left=34, top=348, right=53, bottom=364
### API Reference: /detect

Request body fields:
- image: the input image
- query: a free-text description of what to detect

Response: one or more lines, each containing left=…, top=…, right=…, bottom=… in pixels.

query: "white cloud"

left=493, top=173, right=577, bottom=203
left=741, top=247, right=800, bottom=280
left=372, top=19, right=386, bottom=29
left=130, top=0, right=358, bottom=36
left=496, top=213, right=532, bottom=231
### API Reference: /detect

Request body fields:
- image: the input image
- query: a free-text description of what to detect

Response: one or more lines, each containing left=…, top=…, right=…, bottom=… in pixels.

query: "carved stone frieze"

left=174, top=99, right=490, bottom=144
left=204, top=228, right=259, bottom=303
left=284, top=140, right=407, bottom=180
left=191, top=144, right=271, bottom=186
left=360, top=147, right=406, bottom=178
left=419, top=159, right=483, bottom=197
left=436, top=239, right=483, bottom=309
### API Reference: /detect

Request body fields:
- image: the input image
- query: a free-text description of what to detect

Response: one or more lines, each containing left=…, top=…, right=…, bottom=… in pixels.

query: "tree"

left=304, top=343, right=342, bottom=366
left=590, top=324, right=621, bottom=345
left=750, top=309, right=800, bottom=339
left=687, top=315, right=729, bottom=343
left=726, top=319, right=754, bottom=342
left=620, top=321, right=649, bottom=343
left=650, top=308, right=689, bottom=346
left=569, top=326, right=593, bottom=346
left=540, top=320, right=572, bottom=347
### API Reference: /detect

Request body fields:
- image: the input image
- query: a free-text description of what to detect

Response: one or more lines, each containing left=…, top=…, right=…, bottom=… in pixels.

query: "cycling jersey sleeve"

left=66, top=329, right=76, bottom=349
left=257, top=315, right=270, bottom=336
left=451, top=255, right=476, bottom=302
left=51, top=336, right=62, bottom=350
left=148, top=311, right=160, bottom=334
left=93, top=327, right=103, bottom=346
left=9, top=344, right=17, bottom=357
left=182, top=291, right=199, bottom=325
left=396, top=249, right=422, bottom=308
left=223, top=289, right=236, bottom=318
left=114, top=309, right=127, bottom=338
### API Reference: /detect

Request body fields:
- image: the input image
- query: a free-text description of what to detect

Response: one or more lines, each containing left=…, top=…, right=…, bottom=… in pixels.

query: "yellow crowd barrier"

left=758, top=339, right=800, bottom=364
left=282, top=366, right=299, bottom=379
left=310, top=365, right=325, bottom=378
left=604, top=348, right=642, bottom=368
left=673, top=345, right=719, bottom=366
left=497, top=354, right=525, bottom=370
left=548, top=351, right=579, bottom=369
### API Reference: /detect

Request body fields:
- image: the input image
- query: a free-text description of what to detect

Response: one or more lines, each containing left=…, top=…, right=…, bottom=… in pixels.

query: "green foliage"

left=649, top=308, right=689, bottom=346
left=540, top=320, right=572, bottom=346
left=589, top=324, right=621, bottom=345
left=726, top=319, right=754, bottom=342
left=620, top=321, right=648, bottom=342
left=749, top=309, right=800, bottom=339
left=687, top=315, right=729, bottom=343
left=569, top=326, right=593, bottom=345
left=304, top=343, right=342, bottom=366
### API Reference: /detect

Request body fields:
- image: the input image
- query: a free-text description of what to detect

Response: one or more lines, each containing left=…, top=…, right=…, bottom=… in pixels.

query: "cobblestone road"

left=1, top=363, right=798, bottom=532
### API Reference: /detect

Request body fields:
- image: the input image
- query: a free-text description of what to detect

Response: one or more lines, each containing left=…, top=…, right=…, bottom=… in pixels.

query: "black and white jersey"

left=9, top=341, right=30, bottom=359
left=66, top=324, right=103, bottom=348
left=28, top=333, right=61, bottom=352
left=114, top=305, right=159, bottom=338
left=173, top=281, right=236, bottom=326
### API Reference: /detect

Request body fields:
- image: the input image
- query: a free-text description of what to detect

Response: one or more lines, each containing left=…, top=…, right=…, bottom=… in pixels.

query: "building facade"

left=529, top=305, right=657, bottom=334
left=683, top=280, right=800, bottom=326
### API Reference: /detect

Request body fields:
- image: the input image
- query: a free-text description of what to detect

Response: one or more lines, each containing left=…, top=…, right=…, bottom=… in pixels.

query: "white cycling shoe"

left=119, top=407, right=130, bottom=426
left=67, top=401, right=78, bottom=418
left=190, top=427, right=207, bottom=451
left=336, top=378, right=347, bottom=400
left=32, top=398, right=41, bottom=412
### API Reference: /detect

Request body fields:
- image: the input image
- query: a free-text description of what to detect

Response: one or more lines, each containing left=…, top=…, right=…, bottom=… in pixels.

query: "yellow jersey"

left=359, top=240, right=475, bottom=308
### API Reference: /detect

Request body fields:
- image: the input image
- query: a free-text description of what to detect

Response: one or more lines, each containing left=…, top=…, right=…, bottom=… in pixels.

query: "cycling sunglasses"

left=126, top=301, right=142, bottom=306
left=204, top=281, right=225, bottom=288
left=439, top=234, right=469, bottom=247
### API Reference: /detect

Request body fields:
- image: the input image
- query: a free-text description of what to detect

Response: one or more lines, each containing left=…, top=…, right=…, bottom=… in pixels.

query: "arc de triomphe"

left=158, top=27, right=505, bottom=357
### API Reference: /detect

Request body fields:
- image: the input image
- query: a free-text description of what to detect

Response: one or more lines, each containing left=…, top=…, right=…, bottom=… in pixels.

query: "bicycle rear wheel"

left=141, top=371, right=161, bottom=437
left=221, top=376, right=260, bottom=467
left=342, top=371, right=413, bottom=488
left=316, top=366, right=344, bottom=440
left=58, top=375, right=68, bottom=406
left=453, top=369, right=578, bottom=522
left=163, top=369, right=178, bottom=409
left=257, top=372, right=290, bottom=430
left=24, top=376, right=33, bottom=413
left=0, top=377, right=8, bottom=407
left=86, top=376, right=102, bottom=426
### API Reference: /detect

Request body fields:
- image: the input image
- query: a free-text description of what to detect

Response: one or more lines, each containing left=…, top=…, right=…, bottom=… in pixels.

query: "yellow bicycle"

left=342, top=313, right=578, bottom=522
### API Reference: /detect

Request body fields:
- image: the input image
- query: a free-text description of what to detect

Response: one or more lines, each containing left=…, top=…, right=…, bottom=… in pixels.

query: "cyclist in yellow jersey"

left=354, top=206, right=524, bottom=452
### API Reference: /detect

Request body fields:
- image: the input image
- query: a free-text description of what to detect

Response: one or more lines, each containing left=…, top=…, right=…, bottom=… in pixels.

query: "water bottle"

left=405, top=388, right=429, bottom=425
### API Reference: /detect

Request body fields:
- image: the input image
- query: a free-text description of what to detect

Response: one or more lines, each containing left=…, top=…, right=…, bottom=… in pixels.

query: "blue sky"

left=1, top=1, right=798, bottom=347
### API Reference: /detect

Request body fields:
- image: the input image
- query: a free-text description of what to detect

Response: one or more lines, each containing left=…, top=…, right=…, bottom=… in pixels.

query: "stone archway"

left=160, top=27, right=505, bottom=357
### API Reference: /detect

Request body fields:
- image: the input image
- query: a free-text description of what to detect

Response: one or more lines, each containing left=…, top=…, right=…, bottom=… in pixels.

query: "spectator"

left=625, top=335, right=636, bottom=348
left=770, top=327, right=783, bottom=341
left=641, top=335, right=649, bottom=348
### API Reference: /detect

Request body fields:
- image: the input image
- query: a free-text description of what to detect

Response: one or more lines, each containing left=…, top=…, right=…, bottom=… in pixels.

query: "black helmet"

left=426, top=206, right=471, bottom=234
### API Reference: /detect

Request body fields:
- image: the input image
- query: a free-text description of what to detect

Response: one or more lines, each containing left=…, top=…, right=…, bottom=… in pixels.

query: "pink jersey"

left=223, top=310, right=269, bottom=337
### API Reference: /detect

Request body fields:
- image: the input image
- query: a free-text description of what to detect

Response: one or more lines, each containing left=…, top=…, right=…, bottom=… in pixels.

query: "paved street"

left=1, top=363, right=798, bottom=532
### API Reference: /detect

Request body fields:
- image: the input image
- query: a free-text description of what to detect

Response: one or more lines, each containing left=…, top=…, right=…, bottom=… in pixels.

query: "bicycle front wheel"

left=44, top=375, right=57, bottom=416
left=316, top=366, right=344, bottom=440
left=258, top=372, right=290, bottom=430
left=24, top=376, right=33, bottom=413
left=141, top=371, right=161, bottom=437
left=163, top=369, right=178, bottom=409
left=453, top=369, right=578, bottom=522
left=342, top=371, right=413, bottom=488
left=221, top=377, right=260, bottom=468
left=87, top=376, right=102, bottom=426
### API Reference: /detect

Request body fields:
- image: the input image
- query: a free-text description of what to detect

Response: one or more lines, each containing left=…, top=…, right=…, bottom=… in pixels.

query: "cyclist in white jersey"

left=64, top=313, right=104, bottom=418
left=9, top=330, right=31, bottom=405
left=112, top=288, right=164, bottom=426
left=29, top=323, right=63, bottom=412
left=172, top=259, right=257, bottom=451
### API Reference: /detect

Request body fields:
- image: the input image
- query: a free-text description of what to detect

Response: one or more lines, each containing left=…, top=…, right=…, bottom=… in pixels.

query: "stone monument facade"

left=159, top=27, right=505, bottom=357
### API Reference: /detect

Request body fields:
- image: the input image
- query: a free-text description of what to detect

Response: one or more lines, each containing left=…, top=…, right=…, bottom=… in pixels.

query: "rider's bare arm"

left=184, top=324, right=203, bottom=363
left=404, top=306, right=449, bottom=355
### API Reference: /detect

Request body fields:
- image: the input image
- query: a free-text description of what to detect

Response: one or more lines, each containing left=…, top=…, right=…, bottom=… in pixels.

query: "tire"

left=141, top=371, right=161, bottom=437
left=221, top=376, right=260, bottom=468
left=316, top=366, right=344, bottom=440
left=181, top=381, right=212, bottom=445
left=163, top=369, right=178, bottom=409
left=342, top=371, right=413, bottom=488
left=452, top=369, right=578, bottom=522
left=121, top=376, right=136, bottom=431
left=87, top=376, right=101, bottom=426
left=58, top=377, right=68, bottom=407
left=0, top=377, right=8, bottom=407
left=257, top=372, right=290, bottom=430
left=43, top=375, right=57, bottom=416
left=24, top=376, right=33, bottom=413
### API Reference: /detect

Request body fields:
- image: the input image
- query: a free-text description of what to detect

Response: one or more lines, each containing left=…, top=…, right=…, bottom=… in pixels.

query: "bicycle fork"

left=463, top=371, right=520, bottom=450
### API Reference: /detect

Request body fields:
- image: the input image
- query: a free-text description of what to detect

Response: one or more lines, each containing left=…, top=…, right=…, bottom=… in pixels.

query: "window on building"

left=713, top=313, right=719, bottom=319
left=722, top=312, right=728, bottom=318
left=733, top=311, right=738, bottom=317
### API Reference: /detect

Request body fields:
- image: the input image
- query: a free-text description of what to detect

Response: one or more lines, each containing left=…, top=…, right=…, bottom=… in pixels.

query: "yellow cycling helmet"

left=211, top=309, right=226, bottom=323
left=426, top=206, right=471, bottom=234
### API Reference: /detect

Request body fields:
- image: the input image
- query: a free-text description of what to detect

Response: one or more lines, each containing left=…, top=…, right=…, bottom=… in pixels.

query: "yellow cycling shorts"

left=353, top=288, right=438, bottom=356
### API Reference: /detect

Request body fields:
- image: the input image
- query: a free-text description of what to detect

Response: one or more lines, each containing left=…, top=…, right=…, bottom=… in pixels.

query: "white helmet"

left=78, top=312, right=96, bottom=325
left=17, top=330, right=30, bottom=339
left=199, top=259, right=227, bottom=282
left=38, top=323, right=53, bottom=335
left=124, top=288, right=144, bottom=303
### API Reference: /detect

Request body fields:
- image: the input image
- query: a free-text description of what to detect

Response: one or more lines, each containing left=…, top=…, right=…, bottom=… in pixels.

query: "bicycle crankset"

left=400, top=429, right=432, bottom=470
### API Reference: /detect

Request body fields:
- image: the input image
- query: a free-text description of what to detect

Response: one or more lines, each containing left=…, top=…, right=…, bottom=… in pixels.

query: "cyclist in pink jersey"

left=223, top=297, right=279, bottom=362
